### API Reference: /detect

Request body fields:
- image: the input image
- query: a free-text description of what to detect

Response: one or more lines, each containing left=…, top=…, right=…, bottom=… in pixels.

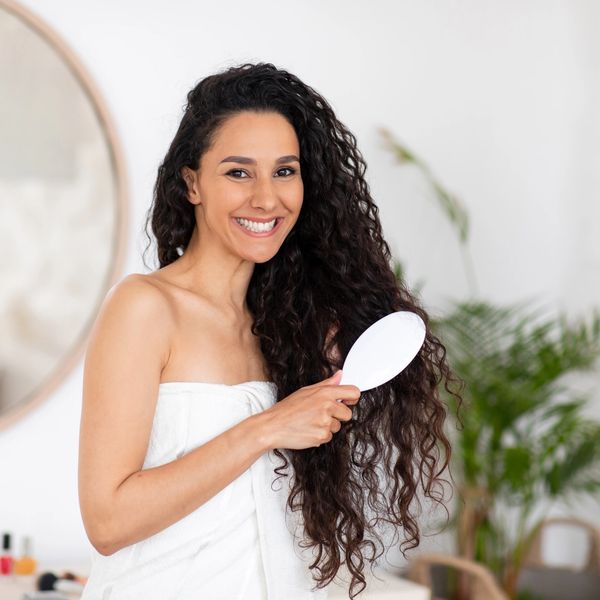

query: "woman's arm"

left=78, top=275, right=271, bottom=556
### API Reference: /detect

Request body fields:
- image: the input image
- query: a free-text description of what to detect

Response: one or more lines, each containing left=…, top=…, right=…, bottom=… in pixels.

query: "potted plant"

left=382, top=129, right=600, bottom=600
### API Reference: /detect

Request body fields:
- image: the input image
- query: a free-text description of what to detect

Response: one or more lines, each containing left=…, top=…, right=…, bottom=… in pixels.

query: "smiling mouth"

left=232, top=216, right=283, bottom=236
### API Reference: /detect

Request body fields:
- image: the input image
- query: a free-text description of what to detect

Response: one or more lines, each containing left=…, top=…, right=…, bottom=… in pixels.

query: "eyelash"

left=226, top=167, right=297, bottom=179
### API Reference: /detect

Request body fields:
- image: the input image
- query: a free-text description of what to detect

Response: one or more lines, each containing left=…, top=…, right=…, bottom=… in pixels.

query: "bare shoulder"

left=100, top=273, right=175, bottom=324
left=87, top=273, right=176, bottom=370
left=104, top=272, right=171, bottom=304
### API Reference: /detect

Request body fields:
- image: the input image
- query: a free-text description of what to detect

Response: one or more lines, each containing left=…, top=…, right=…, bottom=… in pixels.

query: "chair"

left=517, top=516, right=600, bottom=600
left=406, top=552, right=508, bottom=600
left=522, top=516, right=600, bottom=572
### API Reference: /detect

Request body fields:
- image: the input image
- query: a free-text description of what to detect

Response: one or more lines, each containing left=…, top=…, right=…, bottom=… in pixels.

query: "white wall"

left=2, top=0, right=599, bottom=569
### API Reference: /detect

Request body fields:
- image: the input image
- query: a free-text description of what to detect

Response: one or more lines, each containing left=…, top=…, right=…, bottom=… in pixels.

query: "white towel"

left=80, top=381, right=328, bottom=600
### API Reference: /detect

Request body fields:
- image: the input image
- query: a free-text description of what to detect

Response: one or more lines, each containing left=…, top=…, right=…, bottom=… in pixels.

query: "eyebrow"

left=219, top=154, right=300, bottom=165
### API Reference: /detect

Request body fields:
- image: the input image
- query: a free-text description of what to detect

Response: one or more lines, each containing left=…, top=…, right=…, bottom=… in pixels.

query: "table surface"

left=328, top=567, right=431, bottom=599
left=0, top=563, right=431, bottom=600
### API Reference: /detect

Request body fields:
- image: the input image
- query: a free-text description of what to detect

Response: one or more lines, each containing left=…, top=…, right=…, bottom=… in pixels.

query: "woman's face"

left=182, top=110, right=304, bottom=263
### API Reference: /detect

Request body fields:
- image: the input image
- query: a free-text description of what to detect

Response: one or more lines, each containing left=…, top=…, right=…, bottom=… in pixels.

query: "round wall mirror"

left=0, top=0, right=128, bottom=430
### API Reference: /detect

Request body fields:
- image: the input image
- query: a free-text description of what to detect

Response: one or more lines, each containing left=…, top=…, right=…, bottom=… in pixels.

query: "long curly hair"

left=142, top=61, right=463, bottom=598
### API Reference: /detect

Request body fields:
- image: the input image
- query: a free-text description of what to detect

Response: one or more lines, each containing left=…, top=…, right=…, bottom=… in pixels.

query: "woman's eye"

left=227, top=169, right=248, bottom=178
left=276, top=167, right=296, bottom=177
left=226, top=167, right=297, bottom=178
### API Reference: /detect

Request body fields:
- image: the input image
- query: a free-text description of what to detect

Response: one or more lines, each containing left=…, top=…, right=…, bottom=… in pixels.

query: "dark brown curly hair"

left=142, top=61, right=463, bottom=599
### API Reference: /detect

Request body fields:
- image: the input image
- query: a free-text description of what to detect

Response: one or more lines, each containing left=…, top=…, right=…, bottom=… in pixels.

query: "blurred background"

left=1, top=1, right=598, bottom=598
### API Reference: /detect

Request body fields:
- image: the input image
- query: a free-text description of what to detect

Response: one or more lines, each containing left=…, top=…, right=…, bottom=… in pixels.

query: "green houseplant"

left=381, top=128, right=600, bottom=599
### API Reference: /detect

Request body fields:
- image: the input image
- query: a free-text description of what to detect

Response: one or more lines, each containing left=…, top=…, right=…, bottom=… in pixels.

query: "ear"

left=181, top=167, right=200, bottom=204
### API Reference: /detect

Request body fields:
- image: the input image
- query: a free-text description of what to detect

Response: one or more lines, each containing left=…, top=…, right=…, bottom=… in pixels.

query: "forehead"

left=208, top=111, right=299, bottom=156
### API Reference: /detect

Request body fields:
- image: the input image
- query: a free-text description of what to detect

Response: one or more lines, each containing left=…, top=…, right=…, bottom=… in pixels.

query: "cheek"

left=291, top=181, right=304, bottom=210
left=214, top=181, right=246, bottom=207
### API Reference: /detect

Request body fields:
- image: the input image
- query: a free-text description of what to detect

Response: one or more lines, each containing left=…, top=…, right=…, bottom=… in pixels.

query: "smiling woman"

left=176, top=109, right=305, bottom=266
left=78, top=61, right=462, bottom=600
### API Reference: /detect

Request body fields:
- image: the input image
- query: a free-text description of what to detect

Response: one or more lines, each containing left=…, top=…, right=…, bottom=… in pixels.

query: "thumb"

left=324, top=369, right=343, bottom=384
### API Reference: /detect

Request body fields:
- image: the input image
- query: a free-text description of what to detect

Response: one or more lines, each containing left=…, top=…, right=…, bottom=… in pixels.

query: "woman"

left=78, top=62, right=461, bottom=600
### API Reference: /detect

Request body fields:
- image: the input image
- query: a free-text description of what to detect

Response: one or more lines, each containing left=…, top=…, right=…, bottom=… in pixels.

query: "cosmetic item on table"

left=37, top=570, right=87, bottom=592
left=14, top=535, right=37, bottom=575
left=0, top=532, right=13, bottom=575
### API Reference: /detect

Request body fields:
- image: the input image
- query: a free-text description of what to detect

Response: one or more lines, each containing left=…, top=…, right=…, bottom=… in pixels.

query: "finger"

left=331, top=419, right=342, bottom=433
left=338, top=396, right=359, bottom=405
left=329, top=385, right=360, bottom=404
left=313, top=369, right=343, bottom=387
left=333, top=406, right=353, bottom=422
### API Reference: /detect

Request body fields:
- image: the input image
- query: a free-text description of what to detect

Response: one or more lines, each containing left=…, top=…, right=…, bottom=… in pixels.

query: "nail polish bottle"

left=0, top=532, right=13, bottom=575
left=14, top=535, right=37, bottom=575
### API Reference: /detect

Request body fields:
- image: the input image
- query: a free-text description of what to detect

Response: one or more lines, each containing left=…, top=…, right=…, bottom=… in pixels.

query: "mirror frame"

left=0, top=0, right=129, bottom=431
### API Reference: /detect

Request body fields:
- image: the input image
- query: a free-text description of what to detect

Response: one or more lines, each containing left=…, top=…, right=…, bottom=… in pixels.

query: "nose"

left=248, top=173, right=279, bottom=212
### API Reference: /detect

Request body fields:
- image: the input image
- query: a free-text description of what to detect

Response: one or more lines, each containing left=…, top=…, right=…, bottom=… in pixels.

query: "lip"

left=231, top=216, right=284, bottom=237
left=234, top=216, right=282, bottom=222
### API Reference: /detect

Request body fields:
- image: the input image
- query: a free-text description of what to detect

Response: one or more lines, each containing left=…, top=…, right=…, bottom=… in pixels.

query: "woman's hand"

left=259, top=370, right=361, bottom=450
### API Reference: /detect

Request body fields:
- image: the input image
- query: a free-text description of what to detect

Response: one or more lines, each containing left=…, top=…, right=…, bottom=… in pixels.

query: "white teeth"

left=235, top=218, right=277, bottom=232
